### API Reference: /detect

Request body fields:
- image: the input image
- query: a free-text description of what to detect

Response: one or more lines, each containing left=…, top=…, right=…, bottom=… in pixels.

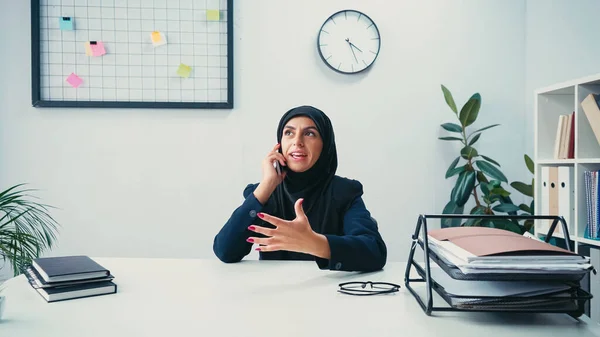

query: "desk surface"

left=0, top=258, right=599, bottom=337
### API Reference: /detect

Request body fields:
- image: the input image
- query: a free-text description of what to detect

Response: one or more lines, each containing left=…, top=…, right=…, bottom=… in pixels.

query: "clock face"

left=317, top=10, right=381, bottom=74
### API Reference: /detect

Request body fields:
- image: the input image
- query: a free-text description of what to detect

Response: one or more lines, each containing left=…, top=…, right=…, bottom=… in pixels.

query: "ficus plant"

left=439, top=85, right=532, bottom=234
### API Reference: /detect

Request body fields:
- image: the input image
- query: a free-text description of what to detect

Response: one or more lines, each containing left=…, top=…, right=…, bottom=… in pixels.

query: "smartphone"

left=273, top=161, right=282, bottom=176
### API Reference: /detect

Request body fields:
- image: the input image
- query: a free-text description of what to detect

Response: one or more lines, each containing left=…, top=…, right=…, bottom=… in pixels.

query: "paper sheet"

left=66, top=73, right=83, bottom=88
left=84, top=42, right=92, bottom=56
left=59, top=17, right=74, bottom=30
left=428, top=263, right=571, bottom=298
left=90, top=41, right=106, bottom=57
left=177, top=63, right=192, bottom=78
left=151, top=31, right=167, bottom=47
left=206, top=9, right=220, bottom=21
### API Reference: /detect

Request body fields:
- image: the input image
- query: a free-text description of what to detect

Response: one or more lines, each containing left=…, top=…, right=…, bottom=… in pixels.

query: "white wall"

left=525, top=0, right=600, bottom=156
left=0, top=0, right=528, bottom=277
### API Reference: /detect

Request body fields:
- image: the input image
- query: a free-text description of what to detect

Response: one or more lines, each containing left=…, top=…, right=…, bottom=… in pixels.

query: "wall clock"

left=317, top=10, right=381, bottom=74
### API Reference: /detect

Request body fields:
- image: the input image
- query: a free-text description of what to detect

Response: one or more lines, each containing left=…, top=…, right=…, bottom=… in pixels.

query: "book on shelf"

left=24, top=255, right=117, bottom=303
left=553, top=112, right=574, bottom=159
left=584, top=170, right=600, bottom=240
left=581, top=93, right=600, bottom=146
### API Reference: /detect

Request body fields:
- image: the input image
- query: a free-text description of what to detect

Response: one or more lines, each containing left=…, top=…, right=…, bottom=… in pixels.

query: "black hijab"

left=269, top=106, right=359, bottom=235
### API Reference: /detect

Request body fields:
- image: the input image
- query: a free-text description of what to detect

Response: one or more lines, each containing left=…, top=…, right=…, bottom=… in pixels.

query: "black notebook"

left=32, top=255, right=110, bottom=283
left=35, top=281, right=117, bottom=303
left=24, top=265, right=114, bottom=289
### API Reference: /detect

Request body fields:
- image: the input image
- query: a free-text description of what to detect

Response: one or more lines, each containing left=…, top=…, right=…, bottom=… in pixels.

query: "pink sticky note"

left=90, top=41, right=106, bottom=56
left=66, top=73, right=83, bottom=88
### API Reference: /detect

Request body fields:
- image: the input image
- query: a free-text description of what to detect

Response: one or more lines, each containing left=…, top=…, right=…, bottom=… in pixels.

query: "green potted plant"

left=0, top=184, right=60, bottom=277
left=438, top=85, right=533, bottom=234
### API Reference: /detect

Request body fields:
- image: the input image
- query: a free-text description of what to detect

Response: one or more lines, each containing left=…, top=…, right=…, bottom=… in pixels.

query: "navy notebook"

left=32, top=255, right=111, bottom=283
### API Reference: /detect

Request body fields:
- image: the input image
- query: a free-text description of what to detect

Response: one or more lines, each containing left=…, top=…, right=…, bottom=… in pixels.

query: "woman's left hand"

left=247, top=199, right=331, bottom=259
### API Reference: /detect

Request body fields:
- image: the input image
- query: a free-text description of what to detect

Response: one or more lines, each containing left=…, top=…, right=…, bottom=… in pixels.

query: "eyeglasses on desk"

left=338, top=281, right=401, bottom=296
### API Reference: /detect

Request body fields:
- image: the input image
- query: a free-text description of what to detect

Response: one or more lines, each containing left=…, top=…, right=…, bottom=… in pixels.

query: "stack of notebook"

left=23, top=255, right=117, bottom=303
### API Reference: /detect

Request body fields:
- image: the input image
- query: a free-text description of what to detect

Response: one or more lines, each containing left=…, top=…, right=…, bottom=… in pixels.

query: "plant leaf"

left=441, top=200, right=464, bottom=228
left=470, top=123, right=500, bottom=135
left=510, top=181, right=533, bottom=197
left=451, top=171, right=477, bottom=207
left=459, top=93, right=481, bottom=127
left=441, top=123, right=462, bottom=133
left=480, top=182, right=490, bottom=196
left=468, top=133, right=481, bottom=146
left=0, top=184, right=60, bottom=276
left=525, top=154, right=534, bottom=174
left=460, top=146, right=478, bottom=160
left=445, top=157, right=460, bottom=177
left=464, top=205, right=486, bottom=227
left=475, top=160, right=508, bottom=182
left=476, top=171, right=489, bottom=184
left=441, top=85, right=458, bottom=114
left=481, top=155, right=500, bottom=167
left=519, top=203, right=532, bottom=213
left=439, top=137, right=463, bottom=142
left=524, top=219, right=534, bottom=233
left=491, top=187, right=511, bottom=197
left=489, top=180, right=502, bottom=188
left=490, top=218, right=523, bottom=234
left=446, top=165, right=467, bottom=179
left=492, top=203, right=521, bottom=213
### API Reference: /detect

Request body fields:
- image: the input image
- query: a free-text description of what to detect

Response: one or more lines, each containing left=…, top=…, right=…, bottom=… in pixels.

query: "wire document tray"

left=404, top=214, right=593, bottom=318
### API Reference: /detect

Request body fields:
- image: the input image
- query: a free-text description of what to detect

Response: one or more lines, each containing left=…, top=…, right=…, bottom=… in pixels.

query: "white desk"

left=0, top=258, right=599, bottom=337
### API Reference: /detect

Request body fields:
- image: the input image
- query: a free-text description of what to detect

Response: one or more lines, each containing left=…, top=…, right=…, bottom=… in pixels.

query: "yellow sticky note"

left=206, top=9, right=220, bottom=21
left=177, top=63, right=192, bottom=78
left=150, top=31, right=167, bottom=47
left=151, top=31, right=161, bottom=43
left=84, top=42, right=92, bottom=56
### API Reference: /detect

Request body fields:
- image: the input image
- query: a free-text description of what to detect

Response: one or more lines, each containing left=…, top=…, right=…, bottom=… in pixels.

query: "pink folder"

left=428, top=227, right=576, bottom=257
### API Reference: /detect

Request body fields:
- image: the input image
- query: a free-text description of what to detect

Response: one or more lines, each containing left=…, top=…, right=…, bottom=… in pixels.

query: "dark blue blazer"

left=213, top=181, right=387, bottom=272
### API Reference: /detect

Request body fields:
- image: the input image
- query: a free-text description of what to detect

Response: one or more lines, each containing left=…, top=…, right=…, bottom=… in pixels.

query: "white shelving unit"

left=534, top=72, right=600, bottom=253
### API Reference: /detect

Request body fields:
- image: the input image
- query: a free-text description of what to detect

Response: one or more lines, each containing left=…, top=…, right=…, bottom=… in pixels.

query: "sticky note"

left=59, top=17, right=74, bottom=30
left=84, top=42, right=92, bottom=56
left=66, top=73, right=82, bottom=88
left=89, top=41, right=106, bottom=57
left=177, top=63, right=192, bottom=78
left=151, top=31, right=167, bottom=47
left=206, top=10, right=220, bottom=21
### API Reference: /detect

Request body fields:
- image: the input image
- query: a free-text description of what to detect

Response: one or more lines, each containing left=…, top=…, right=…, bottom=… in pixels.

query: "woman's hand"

left=247, top=198, right=331, bottom=259
left=253, top=144, right=287, bottom=204
left=262, top=143, right=287, bottom=186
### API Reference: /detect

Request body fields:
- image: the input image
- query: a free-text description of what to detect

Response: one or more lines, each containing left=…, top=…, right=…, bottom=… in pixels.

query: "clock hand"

left=349, top=41, right=363, bottom=53
left=345, top=38, right=358, bottom=63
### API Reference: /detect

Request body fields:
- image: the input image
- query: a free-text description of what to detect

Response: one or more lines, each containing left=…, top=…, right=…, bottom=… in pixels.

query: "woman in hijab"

left=213, top=106, right=387, bottom=272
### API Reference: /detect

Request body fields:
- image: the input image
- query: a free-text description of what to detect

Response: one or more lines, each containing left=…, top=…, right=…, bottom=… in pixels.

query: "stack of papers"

left=425, top=227, right=592, bottom=275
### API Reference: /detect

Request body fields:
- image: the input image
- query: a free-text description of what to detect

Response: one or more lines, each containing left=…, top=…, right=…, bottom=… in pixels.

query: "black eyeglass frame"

left=338, top=281, right=401, bottom=296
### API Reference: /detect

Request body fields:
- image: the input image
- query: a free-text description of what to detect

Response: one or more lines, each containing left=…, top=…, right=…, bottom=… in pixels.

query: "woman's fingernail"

left=255, top=248, right=261, bottom=251
left=246, top=238, right=254, bottom=243
left=257, top=213, right=264, bottom=219
left=248, top=225, right=256, bottom=230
